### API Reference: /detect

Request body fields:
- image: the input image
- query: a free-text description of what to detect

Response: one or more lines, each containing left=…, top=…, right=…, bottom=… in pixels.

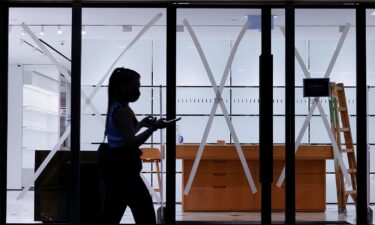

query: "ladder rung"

left=338, top=107, right=347, bottom=112
left=345, top=190, right=357, bottom=196
left=348, top=169, right=357, bottom=173
left=341, top=148, right=354, bottom=153
left=340, top=128, right=350, bottom=132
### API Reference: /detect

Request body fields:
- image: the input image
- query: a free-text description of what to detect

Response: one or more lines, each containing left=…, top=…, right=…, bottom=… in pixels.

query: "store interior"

left=5, top=7, right=375, bottom=224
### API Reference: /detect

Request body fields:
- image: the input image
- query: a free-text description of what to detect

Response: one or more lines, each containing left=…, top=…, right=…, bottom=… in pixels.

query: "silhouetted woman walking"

left=99, top=68, right=167, bottom=224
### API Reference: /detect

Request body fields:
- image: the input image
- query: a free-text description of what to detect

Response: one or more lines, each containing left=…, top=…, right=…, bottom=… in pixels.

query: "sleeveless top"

left=106, top=102, right=136, bottom=148
left=104, top=102, right=142, bottom=173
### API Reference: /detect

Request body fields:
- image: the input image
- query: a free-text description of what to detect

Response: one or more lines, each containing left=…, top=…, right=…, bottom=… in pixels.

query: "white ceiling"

left=10, top=8, right=374, bottom=26
left=7, top=8, right=375, bottom=66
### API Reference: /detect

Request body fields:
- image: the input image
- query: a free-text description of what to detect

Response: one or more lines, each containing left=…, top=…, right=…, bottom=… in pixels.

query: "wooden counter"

left=176, top=144, right=334, bottom=212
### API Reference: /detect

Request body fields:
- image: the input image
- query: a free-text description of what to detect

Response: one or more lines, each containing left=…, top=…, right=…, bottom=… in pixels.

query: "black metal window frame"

left=0, top=1, right=373, bottom=225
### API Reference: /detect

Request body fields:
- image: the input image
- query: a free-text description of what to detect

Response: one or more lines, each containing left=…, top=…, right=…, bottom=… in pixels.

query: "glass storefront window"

left=176, top=8, right=262, bottom=223
left=81, top=8, right=166, bottom=224
left=294, top=9, right=357, bottom=224
left=1, top=4, right=374, bottom=225
left=7, top=8, right=72, bottom=223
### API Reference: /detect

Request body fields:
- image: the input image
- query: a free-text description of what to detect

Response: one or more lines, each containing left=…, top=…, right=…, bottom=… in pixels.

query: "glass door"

left=80, top=7, right=167, bottom=224
left=175, top=8, right=263, bottom=223
left=293, top=8, right=357, bottom=224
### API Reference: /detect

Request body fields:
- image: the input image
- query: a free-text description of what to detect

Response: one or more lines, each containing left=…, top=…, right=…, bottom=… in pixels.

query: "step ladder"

left=329, top=83, right=357, bottom=213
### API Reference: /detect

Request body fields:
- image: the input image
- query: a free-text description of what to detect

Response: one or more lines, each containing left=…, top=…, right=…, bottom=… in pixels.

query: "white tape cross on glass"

left=183, top=19, right=257, bottom=196
left=276, top=24, right=352, bottom=188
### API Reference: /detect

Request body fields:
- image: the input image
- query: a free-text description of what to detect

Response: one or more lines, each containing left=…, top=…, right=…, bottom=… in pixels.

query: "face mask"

left=128, top=89, right=140, bottom=102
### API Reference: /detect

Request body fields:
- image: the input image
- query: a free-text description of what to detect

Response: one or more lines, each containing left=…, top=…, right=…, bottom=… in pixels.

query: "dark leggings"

left=99, top=152, right=156, bottom=224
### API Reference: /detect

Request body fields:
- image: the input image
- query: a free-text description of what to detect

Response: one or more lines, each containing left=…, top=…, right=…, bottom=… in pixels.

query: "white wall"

left=7, top=64, right=23, bottom=189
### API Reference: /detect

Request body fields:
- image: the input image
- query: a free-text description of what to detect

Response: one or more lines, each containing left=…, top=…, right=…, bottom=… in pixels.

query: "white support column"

left=8, top=65, right=23, bottom=190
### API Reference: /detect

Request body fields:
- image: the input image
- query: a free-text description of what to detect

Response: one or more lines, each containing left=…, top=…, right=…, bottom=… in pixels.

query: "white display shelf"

left=23, top=106, right=58, bottom=115
left=23, top=84, right=58, bottom=96
left=22, top=126, right=58, bottom=133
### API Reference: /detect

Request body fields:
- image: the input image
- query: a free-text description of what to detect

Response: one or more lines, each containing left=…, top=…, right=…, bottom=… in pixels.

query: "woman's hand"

left=152, top=118, right=175, bottom=129
left=153, top=118, right=167, bottom=129
left=139, top=115, right=156, bottom=128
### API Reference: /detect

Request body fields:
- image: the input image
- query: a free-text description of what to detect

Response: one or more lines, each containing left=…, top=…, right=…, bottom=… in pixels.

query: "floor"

left=6, top=191, right=375, bottom=224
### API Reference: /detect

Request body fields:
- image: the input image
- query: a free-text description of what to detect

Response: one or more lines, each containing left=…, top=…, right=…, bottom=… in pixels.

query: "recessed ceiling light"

left=82, top=26, right=86, bottom=35
left=40, top=26, right=45, bottom=36
left=371, top=11, right=375, bottom=16
left=57, top=25, right=62, bottom=35
left=21, top=28, right=25, bottom=36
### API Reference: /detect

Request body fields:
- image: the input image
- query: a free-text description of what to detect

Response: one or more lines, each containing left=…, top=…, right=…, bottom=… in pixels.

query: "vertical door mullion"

left=285, top=3, right=296, bottom=225
left=0, top=2, right=9, bottom=225
left=356, top=4, right=369, bottom=225
left=260, top=7, right=273, bottom=225
left=70, top=3, right=82, bottom=225
left=166, top=4, right=177, bottom=224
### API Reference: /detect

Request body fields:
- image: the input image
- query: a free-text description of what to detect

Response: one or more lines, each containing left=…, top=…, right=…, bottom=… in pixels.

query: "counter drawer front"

left=184, top=160, right=254, bottom=174
left=183, top=172, right=249, bottom=187
left=183, top=187, right=255, bottom=211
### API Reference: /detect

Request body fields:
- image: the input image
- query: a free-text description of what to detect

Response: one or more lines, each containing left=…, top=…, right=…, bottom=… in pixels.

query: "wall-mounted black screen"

left=303, top=78, right=330, bottom=97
